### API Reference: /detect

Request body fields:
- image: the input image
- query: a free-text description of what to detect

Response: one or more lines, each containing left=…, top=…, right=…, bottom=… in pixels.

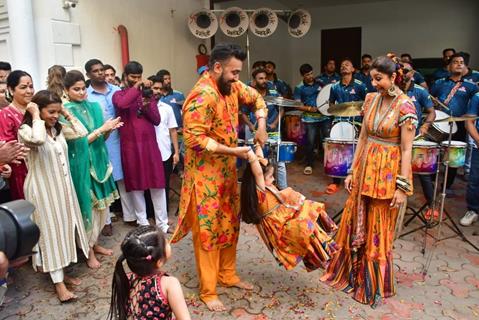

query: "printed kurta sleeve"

left=113, top=87, right=141, bottom=110
left=18, top=120, right=47, bottom=147
left=236, top=81, right=268, bottom=117
left=183, top=89, right=216, bottom=152
left=61, top=117, right=89, bottom=141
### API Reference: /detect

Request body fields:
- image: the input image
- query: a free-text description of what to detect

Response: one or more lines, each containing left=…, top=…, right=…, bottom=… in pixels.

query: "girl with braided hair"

left=108, top=226, right=190, bottom=320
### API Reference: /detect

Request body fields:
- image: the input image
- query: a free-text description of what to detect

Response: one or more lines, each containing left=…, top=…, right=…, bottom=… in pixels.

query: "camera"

left=0, top=200, right=40, bottom=260
left=141, top=85, right=154, bottom=99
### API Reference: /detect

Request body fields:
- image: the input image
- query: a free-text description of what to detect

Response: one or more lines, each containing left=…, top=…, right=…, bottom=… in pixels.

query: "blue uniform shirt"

left=273, top=78, right=292, bottom=97
left=329, top=79, right=367, bottom=104
left=87, top=83, right=123, bottom=181
left=432, top=67, right=450, bottom=81
left=316, top=72, right=340, bottom=85
left=413, top=71, right=426, bottom=85
left=354, top=71, right=376, bottom=92
left=431, top=78, right=479, bottom=116
left=242, top=87, right=280, bottom=131
left=294, top=80, right=327, bottom=123
left=463, top=69, right=479, bottom=85
left=159, top=89, right=185, bottom=128
left=467, top=93, right=479, bottom=133
left=406, top=84, right=434, bottom=131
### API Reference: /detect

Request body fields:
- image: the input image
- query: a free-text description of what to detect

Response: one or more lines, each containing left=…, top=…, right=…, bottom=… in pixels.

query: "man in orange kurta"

left=171, top=43, right=268, bottom=311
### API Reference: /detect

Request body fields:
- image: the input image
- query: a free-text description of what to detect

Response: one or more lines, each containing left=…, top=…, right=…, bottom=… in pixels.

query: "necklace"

left=373, top=94, right=399, bottom=134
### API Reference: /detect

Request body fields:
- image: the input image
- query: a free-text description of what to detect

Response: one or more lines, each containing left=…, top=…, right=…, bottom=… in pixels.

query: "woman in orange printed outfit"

left=321, top=56, right=417, bottom=308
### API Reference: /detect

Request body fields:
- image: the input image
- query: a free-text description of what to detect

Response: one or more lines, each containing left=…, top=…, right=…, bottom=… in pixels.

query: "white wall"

left=215, top=0, right=479, bottom=87
left=30, top=0, right=209, bottom=92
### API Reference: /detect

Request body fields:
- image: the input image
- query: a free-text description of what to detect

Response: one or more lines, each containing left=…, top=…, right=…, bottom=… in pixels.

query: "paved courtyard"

left=1, top=160, right=479, bottom=320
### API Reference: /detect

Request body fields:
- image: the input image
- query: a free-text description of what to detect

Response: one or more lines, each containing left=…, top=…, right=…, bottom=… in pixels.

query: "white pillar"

left=6, top=0, right=39, bottom=87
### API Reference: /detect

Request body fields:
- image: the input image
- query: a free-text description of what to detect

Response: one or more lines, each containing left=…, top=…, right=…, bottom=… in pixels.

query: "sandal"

left=303, top=166, right=312, bottom=175
left=325, top=183, right=340, bottom=195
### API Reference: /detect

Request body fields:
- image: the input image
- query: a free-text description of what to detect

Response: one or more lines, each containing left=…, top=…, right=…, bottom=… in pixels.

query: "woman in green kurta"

left=62, top=70, right=123, bottom=269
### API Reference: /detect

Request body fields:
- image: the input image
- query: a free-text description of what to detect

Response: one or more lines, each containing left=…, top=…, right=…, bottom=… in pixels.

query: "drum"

left=278, top=142, right=297, bottom=163
left=330, top=122, right=357, bottom=140
left=441, top=140, right=467, bottom=168
left=411, top=140, right=439, bottom=175
left=317, top=83, right=333, bottom=115
left=323, top=138, right=357, bottom=177
left=284, top=111, right=306, bottom=145
left=426, top=110, right=458, bottom=142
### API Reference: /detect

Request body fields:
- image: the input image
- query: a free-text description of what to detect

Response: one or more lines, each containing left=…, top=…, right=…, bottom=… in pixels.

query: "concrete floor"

left=1, top=158, right=479, bottom=320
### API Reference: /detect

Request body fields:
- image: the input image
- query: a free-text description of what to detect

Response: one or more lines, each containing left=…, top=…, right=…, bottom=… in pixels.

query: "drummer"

left=241, top=68, right=288, bottom=190
left=264, top=61, right=292, bottom=98
left=293, top=63, right=329, bottom=176
left=327, top=58, right=367, bottom=192
left=400, top=62, right=437, bottom=218
left=354, top=54, right=376, bottom=92
left=317, top=59, right=340, bottom=85
left=430, top=53, right=478, bottom=194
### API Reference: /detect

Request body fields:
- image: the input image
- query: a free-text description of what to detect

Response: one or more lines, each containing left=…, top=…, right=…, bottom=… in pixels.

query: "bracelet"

left=347, top=169, right=353, bottom=175
left=256, top=116, right=266, bottom=121
left=396, top=175, right=412, bottom=194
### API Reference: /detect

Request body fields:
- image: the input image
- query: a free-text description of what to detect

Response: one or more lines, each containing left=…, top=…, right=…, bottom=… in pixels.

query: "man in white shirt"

left=150, top=76, right=180, bottom=223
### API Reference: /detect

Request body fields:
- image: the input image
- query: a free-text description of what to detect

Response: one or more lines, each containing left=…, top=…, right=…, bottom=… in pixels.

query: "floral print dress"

left=321, top=92, right=417, bottom=308
left=256, top=186, right=338, bottom=271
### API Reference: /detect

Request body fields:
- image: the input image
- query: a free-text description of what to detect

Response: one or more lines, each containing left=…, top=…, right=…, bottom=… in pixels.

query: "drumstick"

left=414, top=134, right=422, bottom=140
left=429, top=95, right=450, bottom=111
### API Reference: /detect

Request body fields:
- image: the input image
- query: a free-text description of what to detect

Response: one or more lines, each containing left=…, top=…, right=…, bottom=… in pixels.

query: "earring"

left=387, top=85, right=397, bottom=97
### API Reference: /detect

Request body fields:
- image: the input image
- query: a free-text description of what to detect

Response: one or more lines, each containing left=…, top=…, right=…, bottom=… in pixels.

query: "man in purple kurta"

left=112, top=61, right=169, bottom=232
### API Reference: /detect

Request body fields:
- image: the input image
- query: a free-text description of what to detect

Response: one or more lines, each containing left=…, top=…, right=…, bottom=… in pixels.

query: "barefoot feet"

left=87, top=249, right=101, bottom=269
left=205, top=299, right=227, bottom=312
left=231, top=280, right=254, bottom=290
left=64, top=275, right=81, bottom=286
left=55, top=282, right=77, bottom=302
left=93, top=244, right=113, bottom=256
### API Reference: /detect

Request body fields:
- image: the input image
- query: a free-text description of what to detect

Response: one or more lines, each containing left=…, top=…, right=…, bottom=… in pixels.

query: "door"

left=321, top=27, right=361, bottom=71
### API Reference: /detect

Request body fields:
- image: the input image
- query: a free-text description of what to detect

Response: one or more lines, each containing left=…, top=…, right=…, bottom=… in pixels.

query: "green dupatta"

left=63, top=100, right=118, bottom=230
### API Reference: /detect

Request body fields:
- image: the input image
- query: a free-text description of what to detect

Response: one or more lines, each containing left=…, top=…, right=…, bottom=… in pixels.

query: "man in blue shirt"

left=461, top=92, right=479, bottom=226
left=156, top=69, right=185, bottom=129
left=432, top=48, right=455, bottom=81
left=430, top=53, right=479, bottom=192
left=294, top=64, right=330, bottom=175
left=85, top=59, right=133, bottom=235
left=241, top=68, right=287, bottom=189
left=400, top=62, right=437, bottom=216
left=460, top=52, right=479, bottom=86
left=317, top=59, right=340, bottom=85
left=264, top=61, right=292, bottom=98
left=354, top=54, right=376, bottom=93
left=400, top=53, right=428, bottom=88
left=326, top=58, right=367, bottom=192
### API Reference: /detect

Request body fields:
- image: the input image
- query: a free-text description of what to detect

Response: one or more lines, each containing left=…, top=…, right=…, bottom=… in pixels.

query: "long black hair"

left=240, top=163, right=273, bottom=224
left=22, top=90, right=63, bottom=136
left=108, top=226, right=168, bottom=320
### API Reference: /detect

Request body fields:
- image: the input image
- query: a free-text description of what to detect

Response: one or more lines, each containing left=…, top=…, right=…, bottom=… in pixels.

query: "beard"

left=256, top=82, right=267, bottom=90
left=162, top=83, right=171, bottom=91
left=218, top=73, right=233, bottom=96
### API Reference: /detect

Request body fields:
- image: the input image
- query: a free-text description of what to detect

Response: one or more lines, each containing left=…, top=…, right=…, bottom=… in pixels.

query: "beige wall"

left=31, top=0, right=209, bottom=92
left=216, top=0, right=478, bottom=87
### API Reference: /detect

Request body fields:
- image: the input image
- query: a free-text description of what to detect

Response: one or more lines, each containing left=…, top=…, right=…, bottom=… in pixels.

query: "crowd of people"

left=0, top=42, right=477, bottom=318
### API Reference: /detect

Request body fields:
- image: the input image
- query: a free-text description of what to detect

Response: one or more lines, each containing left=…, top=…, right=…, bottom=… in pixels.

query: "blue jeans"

left=418, top=175, right=435, bottom=206
left=304, top=119, right=332, bottom=167
left=466, top=148, right=479, bottom=212
left=276, top=161, right=287, bottom=190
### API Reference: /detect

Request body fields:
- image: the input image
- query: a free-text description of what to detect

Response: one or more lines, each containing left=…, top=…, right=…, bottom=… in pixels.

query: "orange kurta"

left=171, top=73, right=267, bottom=251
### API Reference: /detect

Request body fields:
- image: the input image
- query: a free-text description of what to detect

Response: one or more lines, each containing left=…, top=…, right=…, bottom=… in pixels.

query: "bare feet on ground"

left=55, top=282, right=77, bottom=302
left=93, top=244, right=113, bottom=256
left=87, top=250, right=101, bottom=269
left=205, top=299, right=227, bottom=312
left=64, top=275, right=81, bottom=286
left=231, top=280, right=254, bottom=290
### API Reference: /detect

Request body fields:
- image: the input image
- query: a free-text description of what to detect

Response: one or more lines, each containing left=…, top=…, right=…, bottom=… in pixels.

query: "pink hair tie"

left=145, top=255, right=152, bottom=261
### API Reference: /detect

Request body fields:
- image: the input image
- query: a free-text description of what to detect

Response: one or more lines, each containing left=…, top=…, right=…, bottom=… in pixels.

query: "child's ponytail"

left=108, top=254, right=129, bottom=320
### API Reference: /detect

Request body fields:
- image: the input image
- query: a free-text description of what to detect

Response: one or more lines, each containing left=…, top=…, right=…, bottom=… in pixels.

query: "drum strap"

left=443, top=82, right=463, bottom=107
